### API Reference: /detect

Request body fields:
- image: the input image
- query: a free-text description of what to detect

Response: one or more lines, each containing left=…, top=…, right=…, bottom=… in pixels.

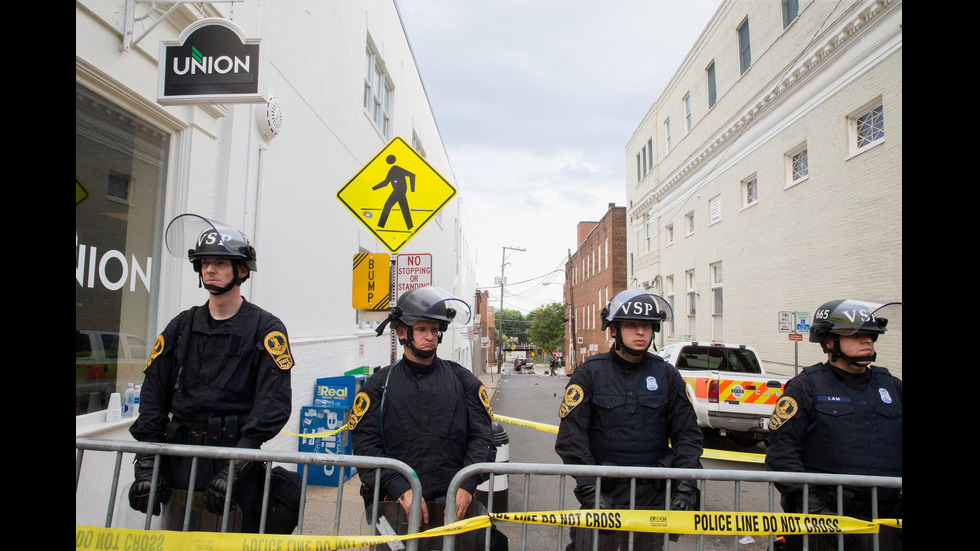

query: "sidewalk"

left=296, top=367, right=505, bottom=536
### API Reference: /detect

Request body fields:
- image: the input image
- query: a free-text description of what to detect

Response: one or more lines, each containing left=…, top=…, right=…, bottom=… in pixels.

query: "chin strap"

left=196, top=262, right=247, bottom=295
left=829, top=335, right=876, bottom=367
left=612, top=323, right=650, bottom=357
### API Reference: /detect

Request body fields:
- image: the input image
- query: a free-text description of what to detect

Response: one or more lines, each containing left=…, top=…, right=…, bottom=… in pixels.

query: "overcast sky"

left=395, top=0, right=722, bottom=314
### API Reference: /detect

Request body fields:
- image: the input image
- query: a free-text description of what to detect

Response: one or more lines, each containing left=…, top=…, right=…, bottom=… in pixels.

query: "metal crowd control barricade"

left=75, top=437, right=424, bottom=551
left=444, top=462, right=902, bottom=551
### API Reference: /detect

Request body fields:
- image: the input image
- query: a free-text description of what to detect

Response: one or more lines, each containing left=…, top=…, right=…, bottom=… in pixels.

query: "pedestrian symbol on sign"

left=337, top=137, right=456, bottom=252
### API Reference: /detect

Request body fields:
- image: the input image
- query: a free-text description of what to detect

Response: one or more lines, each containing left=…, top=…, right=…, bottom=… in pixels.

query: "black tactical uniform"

left=556, top=350, right=703, bottom=550
left=766, top=361, right=902, bottom=550
left=350, top=355, right=495, bottom=504
left=130, top=299, right=293, bottom=531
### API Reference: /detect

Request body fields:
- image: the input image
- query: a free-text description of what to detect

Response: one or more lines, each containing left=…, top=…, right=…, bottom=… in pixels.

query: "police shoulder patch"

left=263, top=330, right=294, bottom=370
left=144, top=335, right=165, bottom=372
left=558, top=383, right=585, bottom=418
left=767, top=396, right=798, bottom=431
left=348, top=392, right=370, bottom=430
left=478, top=385, right=494, bottom=419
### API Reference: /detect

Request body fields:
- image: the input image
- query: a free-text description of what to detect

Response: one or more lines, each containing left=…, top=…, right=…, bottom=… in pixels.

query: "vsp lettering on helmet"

left=165, top=214, right=258, bottom=295
left=808, top=299, right=900, bottom=367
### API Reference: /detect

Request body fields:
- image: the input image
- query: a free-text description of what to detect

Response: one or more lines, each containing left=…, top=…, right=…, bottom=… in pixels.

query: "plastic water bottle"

left=132, top=384, right=141, bottom=417
left=122, top=383, right=136, bottom=418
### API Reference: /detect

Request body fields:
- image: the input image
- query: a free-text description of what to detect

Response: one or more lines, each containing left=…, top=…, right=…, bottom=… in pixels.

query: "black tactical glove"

left=204, top=459, right=258, bottom=515
left=806, top=491, right=831, bottom=515
left=573, top=484, right=616, bottom=509
left=670, top=481, right=699, bottom=511
left=129, top=455, right=167, bottom=515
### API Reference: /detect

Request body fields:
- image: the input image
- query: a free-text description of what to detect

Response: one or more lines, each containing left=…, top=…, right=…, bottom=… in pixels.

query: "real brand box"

left=313, top=375, right=365, bottom=408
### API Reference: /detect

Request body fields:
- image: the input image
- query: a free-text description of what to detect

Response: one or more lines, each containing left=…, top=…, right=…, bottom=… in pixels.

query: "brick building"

left=563, top=203, right=627, bottom=370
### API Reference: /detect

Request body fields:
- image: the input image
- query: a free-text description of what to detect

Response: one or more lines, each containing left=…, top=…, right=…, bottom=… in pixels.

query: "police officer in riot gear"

left=556, top=290, right=703, bottom=551
left=350, top=286, right=504, bottom=550
left=129, top=215, right=295, bottom=533
left=766, top=299, right=902, bottom=550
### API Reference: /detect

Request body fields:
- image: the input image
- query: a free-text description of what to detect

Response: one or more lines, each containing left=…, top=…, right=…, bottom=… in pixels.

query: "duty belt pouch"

left=208, top=417, right=223, bottom=445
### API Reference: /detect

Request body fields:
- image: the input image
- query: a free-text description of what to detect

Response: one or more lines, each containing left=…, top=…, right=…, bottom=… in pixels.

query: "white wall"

left=76, top=0, right=479, bottom=520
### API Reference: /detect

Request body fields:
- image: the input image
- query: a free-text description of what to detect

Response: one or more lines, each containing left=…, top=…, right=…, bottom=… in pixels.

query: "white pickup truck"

left=660, top=341, right=790, bottom=447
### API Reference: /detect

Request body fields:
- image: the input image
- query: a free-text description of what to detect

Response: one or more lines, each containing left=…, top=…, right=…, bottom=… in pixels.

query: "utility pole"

left=496, top=246, right=525, bottom=372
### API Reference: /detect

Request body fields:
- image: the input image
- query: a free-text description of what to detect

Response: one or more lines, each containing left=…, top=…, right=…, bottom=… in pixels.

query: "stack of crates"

left=297, top=371, right=366, bottom=486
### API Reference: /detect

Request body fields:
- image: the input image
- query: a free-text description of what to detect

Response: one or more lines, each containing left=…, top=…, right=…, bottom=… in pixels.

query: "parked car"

left=513, top=357, right=527, bottom=372
left=76, top=330, right=148, bottom=415
left=660, top=341, right=789, bottom=447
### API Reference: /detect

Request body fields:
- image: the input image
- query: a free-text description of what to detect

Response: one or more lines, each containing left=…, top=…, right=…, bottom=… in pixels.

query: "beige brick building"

left=564, top=203, right=628, bottom=369
left=625, top=0, right=902, bottom=378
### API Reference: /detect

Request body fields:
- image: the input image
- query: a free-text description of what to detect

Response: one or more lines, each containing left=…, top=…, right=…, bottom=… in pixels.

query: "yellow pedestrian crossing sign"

left=337, top=137, right=457, bottom=253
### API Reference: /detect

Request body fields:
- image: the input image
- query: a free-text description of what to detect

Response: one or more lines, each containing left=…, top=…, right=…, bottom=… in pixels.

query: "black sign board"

left=158, top=18, right=265, bottom=105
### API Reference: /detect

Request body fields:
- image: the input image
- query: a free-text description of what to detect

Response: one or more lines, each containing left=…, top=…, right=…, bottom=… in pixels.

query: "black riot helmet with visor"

left=601, top=290, right=672, bottom=356
left=165, top=214, right=257, bottom=295
left=375, top=286, right=472, bottom=358
left=809, top=299, right=901, bottom=366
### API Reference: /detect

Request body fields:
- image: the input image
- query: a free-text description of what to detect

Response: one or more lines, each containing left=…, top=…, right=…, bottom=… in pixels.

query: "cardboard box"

left=297, top=405, right=355, bottom=486
left=313, top=375, right=364, bottom=408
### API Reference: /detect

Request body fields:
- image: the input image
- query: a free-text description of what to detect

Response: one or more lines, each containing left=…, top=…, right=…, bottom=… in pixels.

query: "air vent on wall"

left=257, top=95, right=283, bottom=140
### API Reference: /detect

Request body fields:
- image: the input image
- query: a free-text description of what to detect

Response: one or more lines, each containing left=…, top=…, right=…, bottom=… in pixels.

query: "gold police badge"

left=479, top=385, right=494, bottom=419
left=144, top=335, right=165, bottom=371
left=767, top=396, right=798, bottom=431
left=263, top=331, right=294, bottom=370
left=558, top=384, right=585, bottom=418
left=348, top=392, right=371, bottom=429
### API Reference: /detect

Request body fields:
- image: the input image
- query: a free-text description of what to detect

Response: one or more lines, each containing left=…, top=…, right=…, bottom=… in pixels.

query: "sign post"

left=779, top=310, right=811, bottom=375
left=339, top=137, right=457, bottom=363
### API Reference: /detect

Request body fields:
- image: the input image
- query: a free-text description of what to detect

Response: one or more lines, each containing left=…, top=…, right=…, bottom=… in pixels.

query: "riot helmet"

left=809, top=299, right=901, bottom=366
left=375, top=286, right=472, bottom=358
left=601, top=290, right=672, bottom=356
left=165, top=214, right=257, bottom=294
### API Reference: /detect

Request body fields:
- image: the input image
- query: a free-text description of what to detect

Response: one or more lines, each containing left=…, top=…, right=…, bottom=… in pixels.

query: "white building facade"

left=625, top=0, right=902, bottom=378
left=76, top=0, right=478, bottom=519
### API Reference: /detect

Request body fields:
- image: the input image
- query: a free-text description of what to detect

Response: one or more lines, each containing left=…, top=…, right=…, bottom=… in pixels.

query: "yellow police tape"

left=284, top=417, right=763, bottom=465
left=282, top=423, right=351, bottom=439
left=77, top=510, right=900, bottom=550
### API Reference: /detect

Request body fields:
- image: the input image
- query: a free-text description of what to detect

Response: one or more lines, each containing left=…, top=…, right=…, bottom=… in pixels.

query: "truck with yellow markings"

left=660, top=342, right=789, bottom=447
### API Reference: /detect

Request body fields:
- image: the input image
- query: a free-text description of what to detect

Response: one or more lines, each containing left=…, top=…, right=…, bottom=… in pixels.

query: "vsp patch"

left=558, top=384, right=585, bottom=418
left=263, top=331, right=294, bottom=370
left=768, top=396, right=798, bottom=431
left=479, top=385, right=494, bottom=419
left=348, top=392, right=370, bottom=430
left=144, top=335, right=165, bottom=372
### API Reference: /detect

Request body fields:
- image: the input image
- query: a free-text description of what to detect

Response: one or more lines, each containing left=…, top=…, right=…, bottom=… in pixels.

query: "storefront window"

left=75, top=83, right=169, bottom=415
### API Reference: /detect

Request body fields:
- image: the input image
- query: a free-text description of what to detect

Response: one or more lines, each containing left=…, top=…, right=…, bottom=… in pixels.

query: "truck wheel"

left=732, top=435, right=760, bottom=448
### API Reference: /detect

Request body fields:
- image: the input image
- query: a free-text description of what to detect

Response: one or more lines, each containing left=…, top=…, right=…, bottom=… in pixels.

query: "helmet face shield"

left=165, top=214, right=257, bottom=271
left=603, top=290, right=672, bottom=330
left=398, top=286, right=472, bottom=326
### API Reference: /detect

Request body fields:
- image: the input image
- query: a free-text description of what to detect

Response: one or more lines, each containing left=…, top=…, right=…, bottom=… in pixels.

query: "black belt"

left=165, top=415, right=247, bottom=446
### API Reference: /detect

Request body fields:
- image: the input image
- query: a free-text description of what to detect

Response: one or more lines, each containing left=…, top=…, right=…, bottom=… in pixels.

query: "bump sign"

left=337, top=137, right=457, bottom=252
left=352, top=252, right=390, bottom=310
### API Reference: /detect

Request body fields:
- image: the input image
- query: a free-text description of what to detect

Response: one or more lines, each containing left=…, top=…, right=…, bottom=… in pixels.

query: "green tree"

left=528, top=302, right=565, bottom=356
